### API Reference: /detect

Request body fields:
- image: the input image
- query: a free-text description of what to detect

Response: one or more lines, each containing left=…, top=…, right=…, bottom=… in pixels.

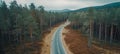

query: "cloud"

left=3, top=0, right=120, bottom=10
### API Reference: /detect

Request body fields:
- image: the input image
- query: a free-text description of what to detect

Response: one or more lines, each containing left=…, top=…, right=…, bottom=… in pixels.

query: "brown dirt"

left=40, top=27, right=58, bottom=54
left=64, top=25, right=120, bottom=54
left=64, top=26, right=101, bottom=54
left=5, top=41, right=43, bottom=54
left=62, top=28, right=73, bottom=54
left=92, top=41, right=120, bottom=54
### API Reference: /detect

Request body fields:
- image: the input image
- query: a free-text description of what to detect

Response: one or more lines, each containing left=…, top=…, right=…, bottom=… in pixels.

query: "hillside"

left=70, top=2, right=120, bottom=12
left=49, top=9, right=72, bottom=12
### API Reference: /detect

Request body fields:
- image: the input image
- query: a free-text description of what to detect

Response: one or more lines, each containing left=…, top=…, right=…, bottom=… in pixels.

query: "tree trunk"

left=29, top=26, right=33, bottom=39
left=99, top=23, right=102, bottom=41
left=16, top=31, right=19, bottom=44
left=1, top=31, right=4, bottom=45
left=19, top=28, right=22, bottom=43
left=110, top=24, right=113, bottom=44
left=40, top=15, right=42, bottom=37
left=49, top=16, right=51, bottom=30
left=88, top=20, right=93, bottom=48
left=114, top=26, right=117, bottom=41
left=105, top=24, right=107, bottom=43
left=8, top=30, right=11, bottom=44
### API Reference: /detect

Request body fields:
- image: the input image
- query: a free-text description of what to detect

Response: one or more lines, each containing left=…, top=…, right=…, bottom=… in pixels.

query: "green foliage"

left=0, top=1, right=68, bottom=48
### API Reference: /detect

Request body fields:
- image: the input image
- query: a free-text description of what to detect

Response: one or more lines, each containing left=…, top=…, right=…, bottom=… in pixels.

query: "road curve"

left=51, top=21, right=70, bottom=54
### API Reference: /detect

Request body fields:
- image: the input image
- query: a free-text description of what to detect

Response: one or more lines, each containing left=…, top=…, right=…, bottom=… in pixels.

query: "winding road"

left=51, top=21, right=70, bottom=54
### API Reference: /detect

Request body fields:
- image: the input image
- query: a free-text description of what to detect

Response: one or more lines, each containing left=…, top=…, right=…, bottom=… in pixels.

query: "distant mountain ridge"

left=70, top=2, right=120, bottom=12
left=48, top=2, right=120, bottom=13
left=49, top=9, right=71, bottom=12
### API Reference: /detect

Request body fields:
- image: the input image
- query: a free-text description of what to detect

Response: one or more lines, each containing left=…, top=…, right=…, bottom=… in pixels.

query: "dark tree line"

left=68, top=7, right=120, bottom=47
left=0, top=1, right=67, bottom=54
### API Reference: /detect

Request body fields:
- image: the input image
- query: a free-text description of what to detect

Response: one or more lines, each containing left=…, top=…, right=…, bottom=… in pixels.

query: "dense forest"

left=68, top=6, right=120, bottom=47
left=0, top=1, right=68, bottom=54
left=0, top=0, right=120, bottom=54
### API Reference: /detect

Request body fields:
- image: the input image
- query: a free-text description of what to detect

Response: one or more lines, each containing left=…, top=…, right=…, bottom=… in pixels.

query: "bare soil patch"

left=64, top=26, right=101, bottom=54
left=64, top=25, right=120, bottom=54
left=62, top=26, right=73, bottom=54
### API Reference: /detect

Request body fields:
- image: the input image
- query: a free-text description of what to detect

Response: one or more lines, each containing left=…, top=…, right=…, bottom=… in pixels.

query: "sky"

left=3, top=0, right=120, bottom=10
